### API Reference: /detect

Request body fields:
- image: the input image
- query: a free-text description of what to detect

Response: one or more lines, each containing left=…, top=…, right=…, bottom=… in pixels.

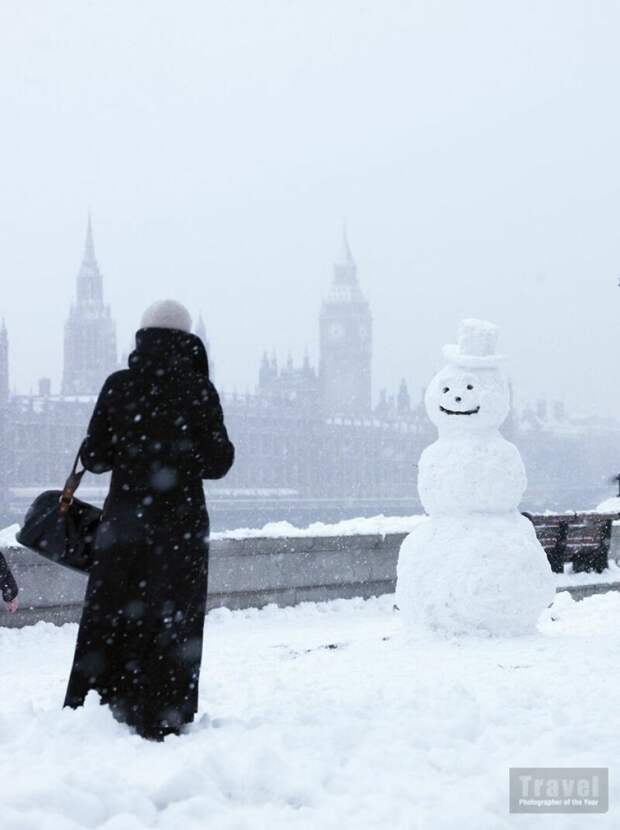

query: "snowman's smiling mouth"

left=439, top=405, right=481, bottom=416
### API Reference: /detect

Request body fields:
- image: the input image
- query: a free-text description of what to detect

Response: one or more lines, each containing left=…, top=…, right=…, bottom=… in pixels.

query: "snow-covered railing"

left=0, top=517, right=424, bottom=628
left=1, top=515, right=620, bottom=628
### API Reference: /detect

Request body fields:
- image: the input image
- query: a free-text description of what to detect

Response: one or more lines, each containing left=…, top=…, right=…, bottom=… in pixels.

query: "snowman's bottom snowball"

left=396, top=513, right=556, bottom=637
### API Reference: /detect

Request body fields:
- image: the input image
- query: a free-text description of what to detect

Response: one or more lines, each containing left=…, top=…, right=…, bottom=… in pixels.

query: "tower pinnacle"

left=320, top=225, right=372, bottom=416
left=336, top=222, right=355, bottom=268
left=62, top=218, right=117, bottom=395
left=75, top=213, right=104, bottom=307
left=83, top=213, right=97, bottom=266
left=332, top=223, right=358, bottom=288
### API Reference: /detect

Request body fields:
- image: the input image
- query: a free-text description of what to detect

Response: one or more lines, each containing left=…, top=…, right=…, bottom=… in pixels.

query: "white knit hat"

left=140, top=299, right=192, bottom=333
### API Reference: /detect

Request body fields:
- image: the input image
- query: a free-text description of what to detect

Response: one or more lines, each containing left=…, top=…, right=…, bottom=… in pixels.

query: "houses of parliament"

left=0, top=221, right=430, bottom=528
left=1, top=221, right=617, bottom=528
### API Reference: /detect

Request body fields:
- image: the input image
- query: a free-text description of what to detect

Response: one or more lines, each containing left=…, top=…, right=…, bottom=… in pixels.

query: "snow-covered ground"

left=1, top=592, right=618, bottom=829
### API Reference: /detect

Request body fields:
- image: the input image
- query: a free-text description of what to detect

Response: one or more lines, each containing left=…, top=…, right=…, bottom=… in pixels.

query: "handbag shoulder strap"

left=58, top=443, right=87, bottom=515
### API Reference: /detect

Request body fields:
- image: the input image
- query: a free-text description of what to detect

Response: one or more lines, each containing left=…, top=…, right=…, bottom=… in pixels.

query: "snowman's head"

left=425, top=365, right=509, bottom=433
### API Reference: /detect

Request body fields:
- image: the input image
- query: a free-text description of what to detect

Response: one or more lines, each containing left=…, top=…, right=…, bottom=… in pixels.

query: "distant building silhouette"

left=319, top=227, right=372, bottom=416
left=397, top=379, right=411, bottom=415
left=0, top=222, right=425, bottom=527
left=2, top=221, right=611, bottom=527
left=61, top=216, right=117, bottom=396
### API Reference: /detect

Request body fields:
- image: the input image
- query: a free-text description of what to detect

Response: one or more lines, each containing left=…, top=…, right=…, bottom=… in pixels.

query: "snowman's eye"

left=442, top=387, right=450, bottom=393
left=467, top=384, right=474, bottom=390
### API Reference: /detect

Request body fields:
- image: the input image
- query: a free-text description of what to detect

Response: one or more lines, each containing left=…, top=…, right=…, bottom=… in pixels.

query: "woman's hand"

left=5, top=598, right=18, bottom=614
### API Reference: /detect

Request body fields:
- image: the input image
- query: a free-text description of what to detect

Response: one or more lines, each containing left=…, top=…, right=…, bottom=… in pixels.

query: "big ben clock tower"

left=319, top=228, right=372, bottom=416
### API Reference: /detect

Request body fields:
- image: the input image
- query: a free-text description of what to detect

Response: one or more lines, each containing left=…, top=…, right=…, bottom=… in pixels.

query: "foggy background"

left=0, top=0, right=618, bottom=413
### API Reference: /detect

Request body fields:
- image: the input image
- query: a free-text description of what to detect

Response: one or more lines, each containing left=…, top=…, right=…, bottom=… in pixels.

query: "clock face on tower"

left=329, top=322, right=346, bottom=341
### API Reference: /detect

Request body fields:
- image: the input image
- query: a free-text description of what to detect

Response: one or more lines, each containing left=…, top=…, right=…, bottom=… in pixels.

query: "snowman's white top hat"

left=442, top=318, right=506, bottom=369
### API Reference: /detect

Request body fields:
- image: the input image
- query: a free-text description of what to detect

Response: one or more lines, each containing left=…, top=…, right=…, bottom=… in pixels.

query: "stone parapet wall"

left=2, top=525, right=620, bottom=628
left=0, top=532, right=406, bottom=628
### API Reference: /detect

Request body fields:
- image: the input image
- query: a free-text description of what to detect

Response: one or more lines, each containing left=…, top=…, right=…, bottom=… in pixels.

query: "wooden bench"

left=523, top=512, right=620, bottom=574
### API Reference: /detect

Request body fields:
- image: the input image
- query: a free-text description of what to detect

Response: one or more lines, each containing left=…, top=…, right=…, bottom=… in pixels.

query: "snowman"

left=396, top=319, right=555, bottom=636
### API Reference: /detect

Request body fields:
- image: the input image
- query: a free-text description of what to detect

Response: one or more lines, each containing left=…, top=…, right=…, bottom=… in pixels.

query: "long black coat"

left=64, top=327, right=234, bottom=740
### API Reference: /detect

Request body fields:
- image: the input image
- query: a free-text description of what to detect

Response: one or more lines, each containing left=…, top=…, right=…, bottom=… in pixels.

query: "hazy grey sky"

left=1, top=0, right=619, bottom=415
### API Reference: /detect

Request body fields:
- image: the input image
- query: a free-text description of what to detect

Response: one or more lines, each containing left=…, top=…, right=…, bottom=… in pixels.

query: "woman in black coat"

left=64, top=300, right=234, bottom=740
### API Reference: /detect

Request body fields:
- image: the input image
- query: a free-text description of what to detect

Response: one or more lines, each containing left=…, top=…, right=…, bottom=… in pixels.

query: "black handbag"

left=16, top=445, right=102, bottom=575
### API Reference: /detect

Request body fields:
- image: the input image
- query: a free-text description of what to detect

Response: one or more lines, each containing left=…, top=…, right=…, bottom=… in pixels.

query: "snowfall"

left=0, top=587, right=618, bottom=830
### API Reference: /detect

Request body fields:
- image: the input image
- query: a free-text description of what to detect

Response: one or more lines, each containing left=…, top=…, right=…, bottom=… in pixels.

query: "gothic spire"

left=397, top=378, right=411, bottom=413
left=336, top=222, right=355, bottom=268
left=63, top=217, right=117, bottom=395
left=76, top=213, right=103, bottom=306
left=83, top=213, right=97, bottom=266
left=332, top=222, right=358, bottom=287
